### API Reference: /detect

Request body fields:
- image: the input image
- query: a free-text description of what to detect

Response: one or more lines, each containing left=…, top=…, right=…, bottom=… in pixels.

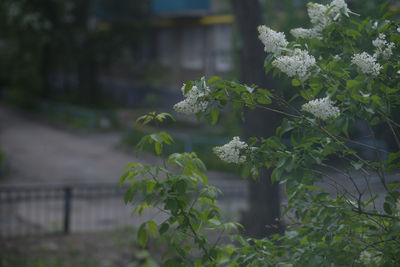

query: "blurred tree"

left=0, top=0, right=150, bottom=108
left=231, top=0, right=283, bottom=238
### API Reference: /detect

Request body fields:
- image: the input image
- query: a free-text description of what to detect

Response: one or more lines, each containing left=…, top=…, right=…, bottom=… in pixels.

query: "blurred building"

left=40, top=0, right=235, bottom=107
left=150, top=0, right=234, bottom=89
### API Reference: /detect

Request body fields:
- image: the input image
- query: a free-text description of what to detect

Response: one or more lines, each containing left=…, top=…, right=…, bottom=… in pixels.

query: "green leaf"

left=165, top=198, right=179, bottom=214
left=257, top=95, right=272, bottom=104
left=138, top=224, right=148, bottom=248
left=345, top=28, right=361, bottom=39
left=388, top=181, right=400, bottom=190
left=147, top=221, right=157, bottom=237
left=175, top=179, right=187, bottom=194
left=208, top=218, right=221, bottom=226
left=159, top=222, right=169, bottom=235
left=165, top=259, right=184, bottom=267
left=124, top=186, right=137, bottom=204
left=241, top=164, right=251, bottom=178
left=120, top=171, right=131, bottom=186
left=150, top=133, right=163, bottom=143
left=292, top=79, right=301, bottom=87
left=346, top=79, right=362, bottom=90
left=208, top=76, right=221, bottom=84
left=383, top=202, right=392, bottom=215
left=155, top=142, right=162, bottom=155
left=210, top=108, right=219, bottom=125
left=184, top=81, right=194, bottom=94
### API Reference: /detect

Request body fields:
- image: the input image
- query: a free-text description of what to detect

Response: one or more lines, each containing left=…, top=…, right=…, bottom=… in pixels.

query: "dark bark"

left=74, top=0, right=100, bottom=106
left=231, top=0, right=283, bottom=238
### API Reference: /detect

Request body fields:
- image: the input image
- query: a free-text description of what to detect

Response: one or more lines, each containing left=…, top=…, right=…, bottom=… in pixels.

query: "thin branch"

left=385, top=117, right=400, bottom=149
left=377, top=110, right=400, bottom=128
left=307, top=167, right=357, bottom=199
left=352, top=208, right=395, bottom=219
left=226, top=98, right=302, bottom=119
left=367, top=123, right=389, bottom=192
left=336, top=135, right=390, bottom=155
left=319, top=162, right=362, bottom=195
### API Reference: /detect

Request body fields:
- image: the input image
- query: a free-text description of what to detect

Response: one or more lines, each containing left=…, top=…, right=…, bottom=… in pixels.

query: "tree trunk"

left=231, top=0, right=283, bottom=238
left=74, top=0, right=100, bottom=106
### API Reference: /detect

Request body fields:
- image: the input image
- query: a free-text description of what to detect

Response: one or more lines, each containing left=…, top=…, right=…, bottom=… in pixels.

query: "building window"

left=214, top=24, right=233, bottom=72
left=181, top=26, right=204, bottom=70
left=157, top=28, right=174, bottom=67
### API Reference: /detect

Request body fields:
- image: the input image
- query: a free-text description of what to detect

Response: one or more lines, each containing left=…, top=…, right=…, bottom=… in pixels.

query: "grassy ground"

left=0, top=227, right=162, bottom=267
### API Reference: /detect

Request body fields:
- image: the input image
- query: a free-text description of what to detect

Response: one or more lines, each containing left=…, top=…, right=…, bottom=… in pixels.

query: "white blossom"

left=333, top=54, right=341, bottom=61
left=290, top=27, right=322, bottom=39
left=329, top=0, right=350, bottom=18
left=351, top=52, right=382, bottom=76
left=173, top=84, right=209, bottom=115
left=306, top=0, right=350, bottom=32
left=272, top=49, right=316, bottom=82
left=213, top=137, right=248, bottom=164
left=372, top=21, right=378, bottom=30
left=372, top=33, right=395, bottom=60
left=307, top=3, right=330, bottom=26
left=301, top=97, right=340, bottom=120
left=307, top=2, right=334, bottom=32
left=258, top=25, right=288, bottom=56
left=359, top=251, right=382, bottom=265
left=397, top=27, right=400, bottom=33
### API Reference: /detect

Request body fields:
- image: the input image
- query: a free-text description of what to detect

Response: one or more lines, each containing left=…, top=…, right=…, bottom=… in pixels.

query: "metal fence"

left=0, top=183, right=143, bottom=239
left=0, top=182, right=248, bottom=239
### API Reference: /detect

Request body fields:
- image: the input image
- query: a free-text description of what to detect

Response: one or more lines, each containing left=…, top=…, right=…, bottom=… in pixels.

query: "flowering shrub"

left=122, top=1, right=400, bottom=266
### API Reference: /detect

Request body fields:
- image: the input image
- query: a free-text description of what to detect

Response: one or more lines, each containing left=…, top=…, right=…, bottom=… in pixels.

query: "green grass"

left=38, top=102, right=119, bottom=131
left=0, top=252, right=99, bottom=267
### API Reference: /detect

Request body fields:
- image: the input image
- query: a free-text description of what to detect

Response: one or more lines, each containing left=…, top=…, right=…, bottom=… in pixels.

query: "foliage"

left=0, top=0, right=149, bottom=108
left=121, top=125, right=237, bottom=173
left=122, top=1, right=400, bottom=266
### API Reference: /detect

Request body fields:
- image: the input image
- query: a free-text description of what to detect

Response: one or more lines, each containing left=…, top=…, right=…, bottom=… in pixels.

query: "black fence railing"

left=0, top=183, right=137, bottom=238
left=0, top=182, right=248, bottom=239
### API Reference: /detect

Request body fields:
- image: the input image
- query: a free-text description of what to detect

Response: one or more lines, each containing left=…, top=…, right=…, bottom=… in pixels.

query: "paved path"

left=0, top=105, right=247, bottom=236
left=0, top=106, right=145, bottom=185
left=0, top=105, right=245, bottom=186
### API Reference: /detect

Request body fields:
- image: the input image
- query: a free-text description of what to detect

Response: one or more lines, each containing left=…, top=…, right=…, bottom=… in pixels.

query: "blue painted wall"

left=152, top=0, right=210, bottom=14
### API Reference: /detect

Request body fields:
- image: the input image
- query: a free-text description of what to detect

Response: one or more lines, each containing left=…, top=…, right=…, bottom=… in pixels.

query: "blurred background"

left=0, top=0, right=396, bottom=266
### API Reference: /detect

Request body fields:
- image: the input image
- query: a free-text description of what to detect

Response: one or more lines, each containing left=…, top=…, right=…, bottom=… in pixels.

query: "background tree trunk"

left=231, top=0, right=283, bottom=238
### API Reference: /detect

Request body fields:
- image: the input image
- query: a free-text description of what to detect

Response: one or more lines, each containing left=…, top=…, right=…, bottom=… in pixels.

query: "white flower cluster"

left=307, top=3, right=331, bottom=29
left=213, top=137, right=248, bottom=164
left=258, top=25, right=288, bottom=56
left=290, top=27, right=321, bottom=39
left=359, top=251, right=382, bottom=266
left=272, top=49, right=316, bottom=82
left=351, top=52, right=382, bottom=77
left=333, top=54, right=341, bottom=61
left=329, top=0, right=350, bottom=18
left=301, top=97, right=340, bottom=120
left=291, top=0, right=350, bottom=39
left=372, top=33, right=395, bottom=60
left=173, top=84, right=209, bottom=115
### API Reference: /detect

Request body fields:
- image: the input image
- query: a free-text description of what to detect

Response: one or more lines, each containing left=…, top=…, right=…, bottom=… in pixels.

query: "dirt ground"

left=0, top=228, right=155, bottom=267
